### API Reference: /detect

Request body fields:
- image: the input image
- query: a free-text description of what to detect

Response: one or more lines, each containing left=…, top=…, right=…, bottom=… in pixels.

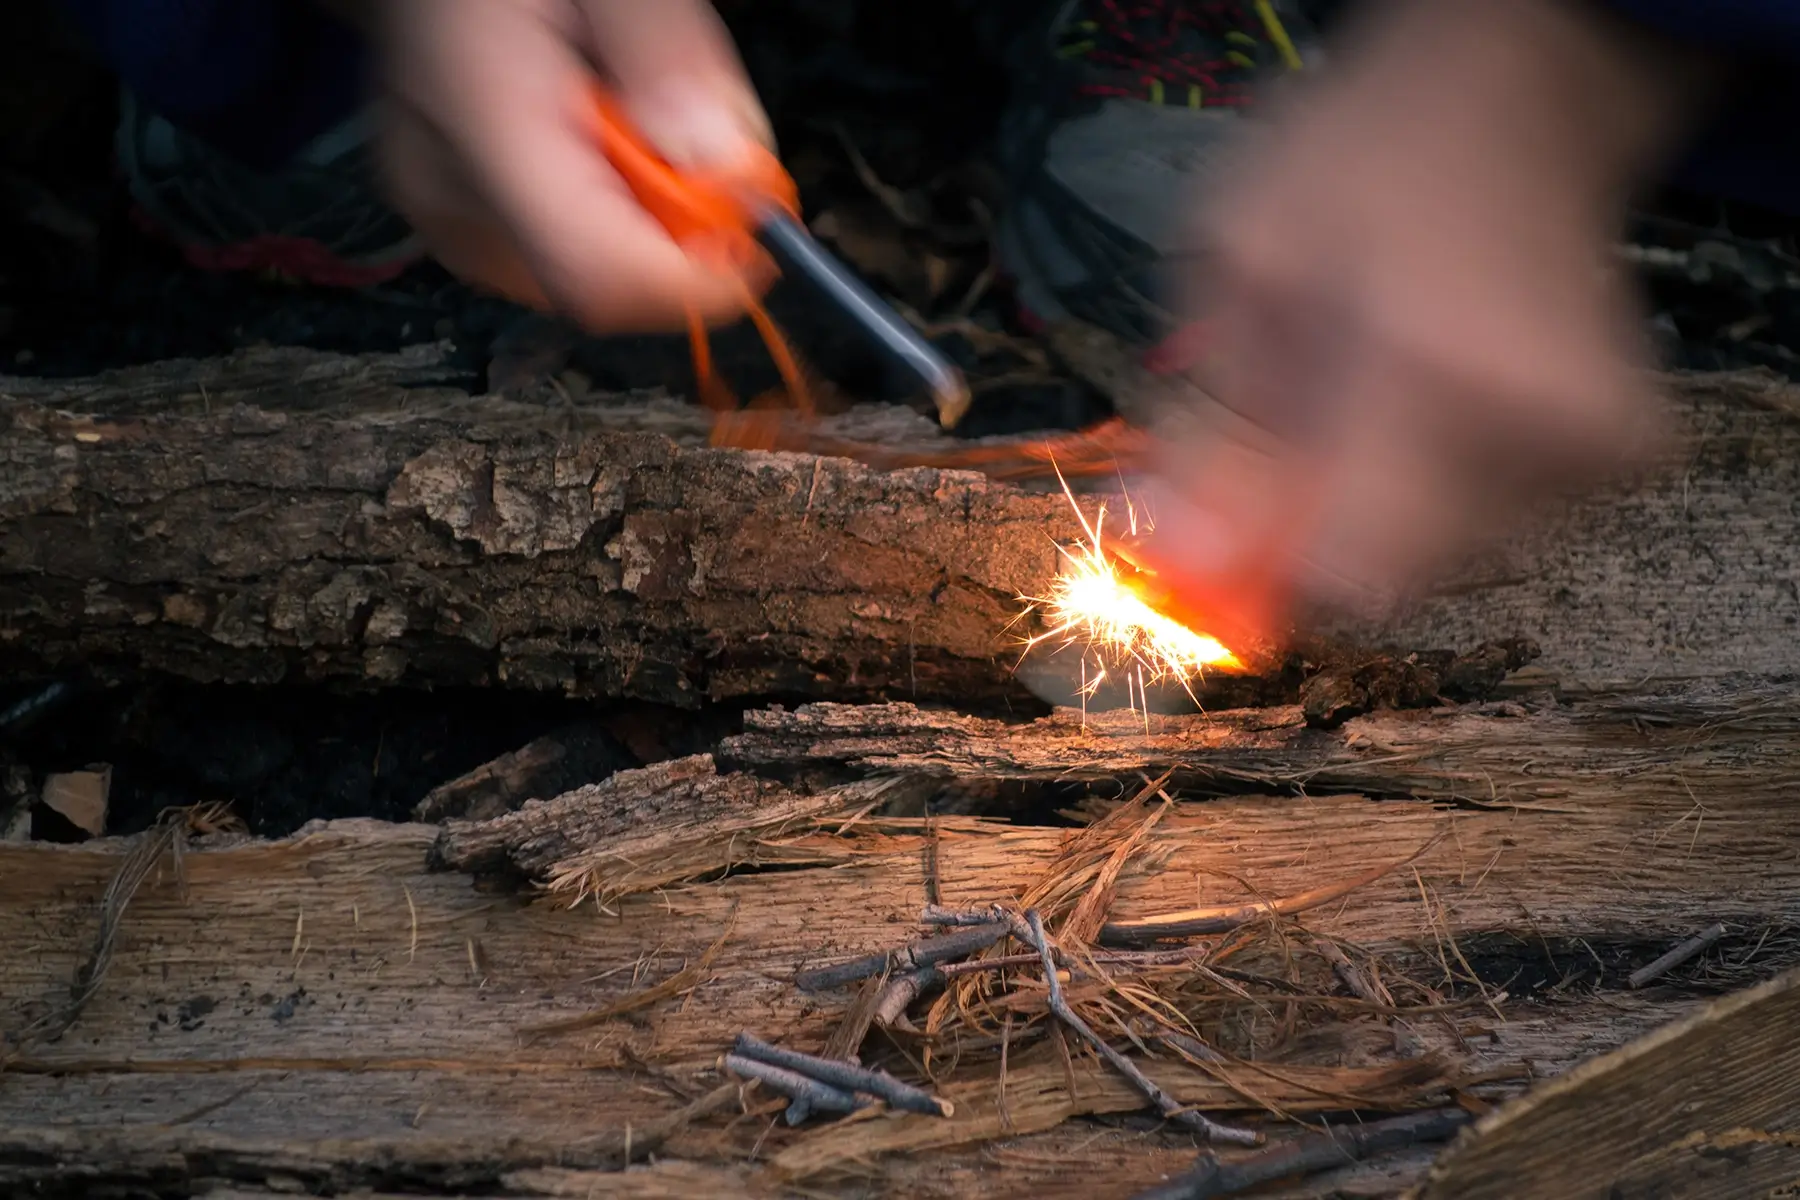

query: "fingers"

left=578, top=0, right=774, bottom=169
left=377, top=0, right=771, bottom=332
left=375, top=100, right=553, bottom=310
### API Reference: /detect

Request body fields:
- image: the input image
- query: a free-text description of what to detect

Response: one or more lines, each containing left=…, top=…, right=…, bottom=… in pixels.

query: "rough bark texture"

left=7, top=681, right=1800, bottom=1196
left=0, top=344, right=1082, bottom=707
left=7, top=347, right=1800, bottom=703
left=430, top=751, right=921, bottom=894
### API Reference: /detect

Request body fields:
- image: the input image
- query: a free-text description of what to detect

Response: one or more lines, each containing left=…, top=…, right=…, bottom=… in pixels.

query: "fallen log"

left=6, top=348, right=1800, bottom=703
left=0, top=344, right=1082, bottom=706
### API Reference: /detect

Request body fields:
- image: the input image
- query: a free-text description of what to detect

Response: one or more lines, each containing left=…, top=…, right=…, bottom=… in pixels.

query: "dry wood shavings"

left=764, top=794, right=1463, bottom=1176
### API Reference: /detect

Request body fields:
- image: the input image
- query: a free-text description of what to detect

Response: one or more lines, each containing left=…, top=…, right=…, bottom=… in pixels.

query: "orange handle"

left=587, top=82, right=799, bottom=274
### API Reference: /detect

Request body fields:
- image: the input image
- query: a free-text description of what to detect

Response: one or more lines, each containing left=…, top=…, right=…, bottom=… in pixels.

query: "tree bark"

left=6, top=346, right=1800, bottom=704
left=0, top=343, right=1084, bottom=706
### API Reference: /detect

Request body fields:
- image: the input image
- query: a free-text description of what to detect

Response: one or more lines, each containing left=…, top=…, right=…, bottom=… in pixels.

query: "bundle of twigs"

left=794, top=773, right=1471, bottom=1145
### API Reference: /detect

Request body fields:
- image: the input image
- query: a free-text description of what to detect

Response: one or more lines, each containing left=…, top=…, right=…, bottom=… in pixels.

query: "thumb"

left=580, top=0, right=774, bottom=171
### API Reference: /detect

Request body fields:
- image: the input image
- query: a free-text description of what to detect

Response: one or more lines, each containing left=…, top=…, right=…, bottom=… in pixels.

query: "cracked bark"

left=0, top=345, right=1083, bottom=706
left=5, top=346, right=1800, bottom=704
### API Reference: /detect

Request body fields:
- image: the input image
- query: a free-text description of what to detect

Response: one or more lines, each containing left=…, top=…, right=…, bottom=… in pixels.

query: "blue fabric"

left=58, top=0, right=367, bottom=170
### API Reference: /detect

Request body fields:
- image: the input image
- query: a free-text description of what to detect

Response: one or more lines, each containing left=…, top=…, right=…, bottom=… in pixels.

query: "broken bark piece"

left=39, top=766, right=109, bottom=838
left=1439, top=638, right=1541, bottom=701
left=1296, top=640, right=1543, bottom=729
left=412, top=726, right=631, bottom=823
left=415, top=736, right=569, bottom=824
left=1299, top=670, right=1367, bottom=729
left=433, top=753, right=915, bottom=899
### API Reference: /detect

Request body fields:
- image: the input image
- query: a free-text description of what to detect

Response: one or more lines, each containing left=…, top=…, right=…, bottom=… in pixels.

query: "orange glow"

left=1019, top=469, right=1242, bottom=706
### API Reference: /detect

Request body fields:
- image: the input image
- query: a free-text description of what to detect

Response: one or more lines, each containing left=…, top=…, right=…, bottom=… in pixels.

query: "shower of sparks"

left=1015, top=466, right=1242, bottom=712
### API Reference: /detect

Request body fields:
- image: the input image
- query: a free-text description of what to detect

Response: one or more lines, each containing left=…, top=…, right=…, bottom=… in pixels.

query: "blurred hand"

left=371, top=0, right=774, bottom=331
left=1131, top=0, right=1712, bottom=650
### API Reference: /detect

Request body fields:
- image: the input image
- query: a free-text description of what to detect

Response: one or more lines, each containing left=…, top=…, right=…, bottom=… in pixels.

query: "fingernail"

left=632, top=80, right=770, bottom=170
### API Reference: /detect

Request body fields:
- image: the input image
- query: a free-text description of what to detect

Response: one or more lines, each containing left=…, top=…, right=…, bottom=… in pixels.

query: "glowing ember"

left=1017, top=470, right=1242, bottom=706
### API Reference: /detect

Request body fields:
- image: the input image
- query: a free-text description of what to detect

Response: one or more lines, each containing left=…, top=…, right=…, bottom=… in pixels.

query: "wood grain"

left=5, top=680, right=1800, bottom=1193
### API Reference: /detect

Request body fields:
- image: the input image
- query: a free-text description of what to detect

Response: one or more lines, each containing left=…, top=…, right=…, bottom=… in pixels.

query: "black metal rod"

left=756, top=211, right=970, bottom=425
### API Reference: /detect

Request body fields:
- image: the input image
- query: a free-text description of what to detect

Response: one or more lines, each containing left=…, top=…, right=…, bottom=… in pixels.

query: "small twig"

left=873, top=966, right=943, bottom=1030
left=722, top=1053, right=863, bottom=1126
left=1314, top=938, right=1386, bottom=1007
left=795, top=922, right=1008, bottom=992
left=822, top=974, right=887, bottom=1063
left=1314, top=938, right=1412, bottom=1053
left=733, top=1033, right=953, bottom=1117
left=1023, top=910, right=1261, bottom=1146
left=939, top=946, right=1210, bottom=979
left=830, top=121, right=930, bottom=229
left=939, top=952, right=1045, bottom=978
left=919, top=903, right=1012, bottom=928
left=1629, top=923, right=1728, bottom=989
left=1129, top=1107, right=1472, bottom=1200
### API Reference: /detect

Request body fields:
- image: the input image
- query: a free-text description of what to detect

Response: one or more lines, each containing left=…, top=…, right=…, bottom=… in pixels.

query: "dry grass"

left=730, top=788, right=1477, bottom=1179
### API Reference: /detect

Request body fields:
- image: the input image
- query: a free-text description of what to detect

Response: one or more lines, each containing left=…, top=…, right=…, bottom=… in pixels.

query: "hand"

left=370, top=0, right=775, bottom=332
left=1131, top=0, right=1715, bottom=649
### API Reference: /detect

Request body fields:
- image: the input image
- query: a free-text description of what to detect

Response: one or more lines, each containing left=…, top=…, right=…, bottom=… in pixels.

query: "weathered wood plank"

left=5, top=682, right=1799, bottom=1192
left=1420, top=965, right=1800, bottom=1200
left=428, top=752, right=918, bottom=890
